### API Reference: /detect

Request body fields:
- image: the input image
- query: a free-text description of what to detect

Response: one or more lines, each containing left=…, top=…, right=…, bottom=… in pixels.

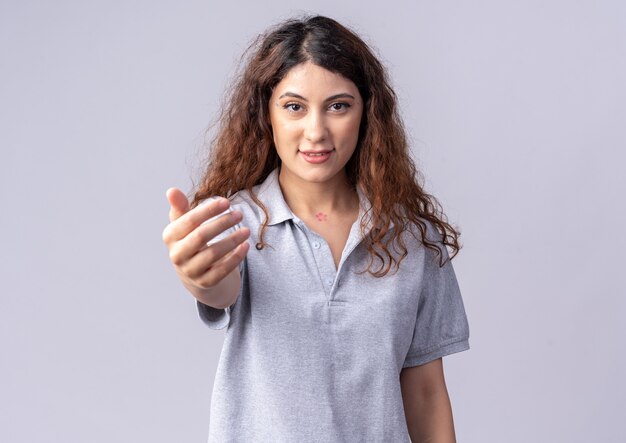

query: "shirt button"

left=312, top=241, right=321, bottom=249
left=326, top=278, right=334, bottom=286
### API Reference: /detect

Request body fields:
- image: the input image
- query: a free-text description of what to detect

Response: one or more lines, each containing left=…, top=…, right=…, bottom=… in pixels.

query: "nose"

left=304, top=111, right=328, bottom=143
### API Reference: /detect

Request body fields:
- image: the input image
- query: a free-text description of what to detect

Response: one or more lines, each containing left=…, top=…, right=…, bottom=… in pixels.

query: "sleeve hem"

left=196, top=300, right=230, bottom=330
left=402, top=337, right=470, bottom=368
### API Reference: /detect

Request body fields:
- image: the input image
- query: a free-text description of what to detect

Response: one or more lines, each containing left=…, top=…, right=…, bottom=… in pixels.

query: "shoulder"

left=198, top=169, right=294, bottom=236
left=214, top=188, right=263, bottom=229
left=392, top=216, right=451, bottom=271
left=224, top=180, right=278, bottom=229
left=396, top=216, right=446, bottom=250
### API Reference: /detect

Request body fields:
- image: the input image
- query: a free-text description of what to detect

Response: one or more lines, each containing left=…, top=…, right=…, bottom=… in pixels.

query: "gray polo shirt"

left=196, top=168, right=470, bottom=443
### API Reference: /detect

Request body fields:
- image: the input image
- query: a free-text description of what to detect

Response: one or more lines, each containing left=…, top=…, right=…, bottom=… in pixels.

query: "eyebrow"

left=277, top=92, right=356, bottom=102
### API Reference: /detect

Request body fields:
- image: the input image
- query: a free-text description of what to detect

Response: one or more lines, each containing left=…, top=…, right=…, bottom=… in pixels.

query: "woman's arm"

left=399, top=358, right=457, bottom=443
left=182, top=266, right=241, bottom=309
left=163, top=188, right=249, bottom=308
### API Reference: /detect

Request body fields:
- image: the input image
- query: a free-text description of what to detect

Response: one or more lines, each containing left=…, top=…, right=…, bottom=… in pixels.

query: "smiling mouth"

left=300, top=148, right=335, bottom=157
left=298, top=148, right=334, bottom=164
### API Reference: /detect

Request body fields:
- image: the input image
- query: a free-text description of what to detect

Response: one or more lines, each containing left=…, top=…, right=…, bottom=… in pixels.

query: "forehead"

left=272, top=61, right=359, bottom=97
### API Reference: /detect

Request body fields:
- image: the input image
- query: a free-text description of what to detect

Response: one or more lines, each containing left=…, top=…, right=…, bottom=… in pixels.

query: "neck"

left=277, top=167, right=359, bottom=218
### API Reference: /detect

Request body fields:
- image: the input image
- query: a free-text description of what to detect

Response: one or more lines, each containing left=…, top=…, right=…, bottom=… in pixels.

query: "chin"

left=279, top=156, right=349, bottom=185
left=300, top=168, right=344, bottom=184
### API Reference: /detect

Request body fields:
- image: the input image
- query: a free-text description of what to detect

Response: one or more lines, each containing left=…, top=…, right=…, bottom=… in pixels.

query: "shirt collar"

left=254, top=168, right=296, bottom=226
left=253, top=168, right=384, bottom=239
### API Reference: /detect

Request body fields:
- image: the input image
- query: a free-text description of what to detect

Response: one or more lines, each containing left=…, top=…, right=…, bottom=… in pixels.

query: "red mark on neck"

left=315, top=212, right=328, bottom=221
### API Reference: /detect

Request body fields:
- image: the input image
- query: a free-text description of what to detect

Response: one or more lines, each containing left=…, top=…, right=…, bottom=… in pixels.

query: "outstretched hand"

left=162, top=188, right=250, bottom=292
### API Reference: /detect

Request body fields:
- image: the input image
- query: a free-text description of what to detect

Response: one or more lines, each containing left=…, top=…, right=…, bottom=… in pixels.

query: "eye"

left=284, top=103, right=303, bottom=112
left=329, top=102, right=351, bottom=112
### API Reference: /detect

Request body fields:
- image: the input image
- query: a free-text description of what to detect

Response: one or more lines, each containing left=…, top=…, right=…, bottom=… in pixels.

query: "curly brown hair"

left=191, top=15, right=461, bottom=276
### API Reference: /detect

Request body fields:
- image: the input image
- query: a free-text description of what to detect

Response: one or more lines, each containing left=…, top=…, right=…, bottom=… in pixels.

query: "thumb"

left=166, top=187, right=190, bottom=222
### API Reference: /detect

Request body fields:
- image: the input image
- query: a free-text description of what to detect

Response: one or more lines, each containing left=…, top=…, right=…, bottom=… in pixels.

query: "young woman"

left=162, top=15, right=470, bottom=443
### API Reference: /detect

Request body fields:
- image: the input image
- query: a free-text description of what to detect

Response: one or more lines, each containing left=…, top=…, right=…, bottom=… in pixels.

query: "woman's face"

left=268, top=61, right=363, bottom=186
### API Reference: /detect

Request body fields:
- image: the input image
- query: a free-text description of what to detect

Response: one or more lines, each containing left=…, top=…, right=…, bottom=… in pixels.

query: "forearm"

left=183, top=267, right=241, bottom=309
left=405, top=387, right=456, bottom=443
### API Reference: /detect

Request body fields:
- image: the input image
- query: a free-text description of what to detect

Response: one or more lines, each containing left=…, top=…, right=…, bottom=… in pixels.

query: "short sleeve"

left=402, top=238, right=470, bottom=368
left=197, top=300, right=232, bottom=330
left=194, top=197, right=245, bottom=330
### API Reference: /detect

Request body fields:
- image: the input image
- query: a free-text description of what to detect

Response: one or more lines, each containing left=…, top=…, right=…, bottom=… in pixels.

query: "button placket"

left=307, top=233, right=338, bottom=298
left=292, top=217, right=337, bottom=301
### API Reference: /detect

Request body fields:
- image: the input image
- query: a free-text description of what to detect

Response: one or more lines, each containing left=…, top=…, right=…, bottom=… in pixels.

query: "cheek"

left=351, top=118, right=362, bottom=139
left=273, top=121, right=299, bottom=142
left=340, top=116, right=362, bottom=145
left=271, top=122, right=297, bottom=154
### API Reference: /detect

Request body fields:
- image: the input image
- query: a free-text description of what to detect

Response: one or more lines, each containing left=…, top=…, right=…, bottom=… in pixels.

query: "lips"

left=299, top=148, right=334, bottom=164
left=299, top=148, right=334, bottom=156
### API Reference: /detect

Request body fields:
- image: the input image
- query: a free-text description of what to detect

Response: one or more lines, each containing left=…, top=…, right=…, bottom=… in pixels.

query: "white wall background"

left=1, top=1, right=624, bottom=442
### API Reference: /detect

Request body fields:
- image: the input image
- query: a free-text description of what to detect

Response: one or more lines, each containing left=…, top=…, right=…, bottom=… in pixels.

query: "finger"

left=182, top=227, right=250, bottom=278
left=166, top=187, right=190, bottom=222
left=196, top=241, right=250, bottom=289
left=162, top=196, right=230, bottom=245
left=168, top=211, right=246, bottom=267
left=183, top=210, right=244, bottom=254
